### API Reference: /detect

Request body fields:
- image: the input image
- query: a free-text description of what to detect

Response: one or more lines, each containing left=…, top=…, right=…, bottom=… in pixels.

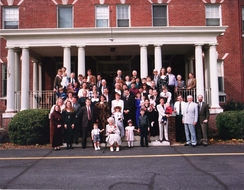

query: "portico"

left=0, top=26, right=227, bottom=114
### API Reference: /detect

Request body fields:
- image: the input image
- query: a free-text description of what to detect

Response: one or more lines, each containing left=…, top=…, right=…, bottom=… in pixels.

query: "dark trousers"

left=74, top=120, right=80, bottom=144
left=167, top=85, right=175, bottom=103
left=81, top=120, right=92, bottom=148
left=175, top=115, right=185, bottom=142
left=140, top=127, right=148, bottom=147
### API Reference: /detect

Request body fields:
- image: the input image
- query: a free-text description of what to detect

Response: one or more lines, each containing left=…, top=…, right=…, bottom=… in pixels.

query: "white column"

left=38, top=63, right=42, bottom=93
left=6, top=48, right=15, bottom=112
left=21, top=47, right=30, bottom=111
left=209, top=44, right=220, bottom=108
left=195, top=44, right=204, bottom=98
left=38, top=63, right=42, bottom=104
left=14, top=50, right=21, bottom=111
left=154, top=44, right=162, bottom=72
left=140, top=44, right=148, bottom=78
left=33, top=60, right=38, bottom=109
left=77, top=46, right=86, bottom=76
left=63, top=46, right=71, bottom=76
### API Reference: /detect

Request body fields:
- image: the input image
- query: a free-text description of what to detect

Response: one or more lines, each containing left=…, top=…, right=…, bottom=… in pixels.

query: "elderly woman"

left=106, top=117, right=121, bottom=152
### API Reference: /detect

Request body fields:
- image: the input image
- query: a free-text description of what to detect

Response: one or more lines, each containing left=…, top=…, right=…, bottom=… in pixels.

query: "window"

left=242, top=8, right=244, bottom=32
left=217, top=60, right=226, bottom=102
left=152, top=5, right=167, bottom=26
left=2, top=7, right=19, bottom=29
left=58, top=6, right=73, bottom=28
left=2, top=64, right=7, bottom=97
left=96, top=5, right=109, bottom=27
left=205, top=5, right=221, bottom=26
left=117, top=5, right=129, bottom=27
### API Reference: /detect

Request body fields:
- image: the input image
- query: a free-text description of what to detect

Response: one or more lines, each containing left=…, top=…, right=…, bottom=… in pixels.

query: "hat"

left=127, top=119, right=132, bottom=124
left=114, top=106, right=122, bottom=111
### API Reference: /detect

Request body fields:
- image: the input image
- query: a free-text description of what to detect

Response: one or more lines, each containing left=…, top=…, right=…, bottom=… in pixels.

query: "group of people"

left=50, top=66, right=208, bottom=151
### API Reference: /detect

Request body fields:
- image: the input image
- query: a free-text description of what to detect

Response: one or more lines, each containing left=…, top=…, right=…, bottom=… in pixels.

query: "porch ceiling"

left=30, top=44, right=194, bottom=57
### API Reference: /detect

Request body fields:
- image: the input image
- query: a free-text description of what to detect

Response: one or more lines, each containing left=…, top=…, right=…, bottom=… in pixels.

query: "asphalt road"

left=1, top=145, right=244, bottom=190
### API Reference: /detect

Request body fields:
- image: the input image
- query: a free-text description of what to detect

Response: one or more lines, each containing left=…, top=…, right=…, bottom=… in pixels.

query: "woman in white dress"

left=106, top=117, right=121, bottom=152
left=113, top=106, right=125, bottom=137
left=111, top=92, right=124, bottom=114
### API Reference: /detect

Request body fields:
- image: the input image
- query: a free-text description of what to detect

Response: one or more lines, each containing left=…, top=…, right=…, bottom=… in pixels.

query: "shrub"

left=216, top=110, right=244, bottom=140
left=223, top=100, right=244, bottom=111
left=8, top=109, right=50, bottom=145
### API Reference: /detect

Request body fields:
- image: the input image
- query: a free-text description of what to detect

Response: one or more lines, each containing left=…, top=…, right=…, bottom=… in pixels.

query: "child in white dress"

left=125, top=120, right=137, bottom=148
left=113, top=106, right=125, bottom=137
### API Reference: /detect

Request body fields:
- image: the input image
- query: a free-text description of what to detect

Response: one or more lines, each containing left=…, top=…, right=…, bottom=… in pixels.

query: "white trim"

left=1, top=26, right=227, bottom=48
left=17, top=0, right=25, bottom=6
left=52, top=0, right=58, bottom=5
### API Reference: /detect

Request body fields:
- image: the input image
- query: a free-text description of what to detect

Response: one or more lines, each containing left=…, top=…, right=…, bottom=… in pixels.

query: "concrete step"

left=61, top=135, right=171, bottom=148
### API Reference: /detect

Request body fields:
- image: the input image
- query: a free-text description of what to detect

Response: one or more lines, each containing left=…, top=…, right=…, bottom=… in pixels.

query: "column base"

left=210, top=107, right=223, bottom=114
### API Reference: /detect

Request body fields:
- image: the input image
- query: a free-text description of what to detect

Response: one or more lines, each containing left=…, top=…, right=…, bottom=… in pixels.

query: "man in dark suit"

left=76, top=98, right=95, bottom=149
left=196, top=95, right=210, bottom=146
left=122, top=88, right=135, bottom=127
left=72, top=96, right=81, bottom=144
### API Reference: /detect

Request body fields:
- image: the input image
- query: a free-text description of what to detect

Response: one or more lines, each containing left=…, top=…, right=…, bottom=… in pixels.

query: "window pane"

left=3, top=7, right=19, bottom=29
left=206, top=5, right=219, bottom=18
left=206, top=18, right=220, bottom=26
left=117, top=5, right=129, bottom=19
left=153, top=5, right=167, bottom=26
left=96, top=20, right=108, bottom=27
left=58, top=7, right=72, bottom=28
left=118, top=19, right=129, bottom=27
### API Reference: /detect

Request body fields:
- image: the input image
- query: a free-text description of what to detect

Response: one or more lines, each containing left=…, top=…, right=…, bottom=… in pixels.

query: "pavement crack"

left=172, top=146, right=230, bottom=190
left=2, top=150, right=53, bottom=189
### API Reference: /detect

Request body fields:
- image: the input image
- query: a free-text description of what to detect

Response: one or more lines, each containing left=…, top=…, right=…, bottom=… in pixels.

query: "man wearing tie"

left=76, top=99, right=94, bottom=149
left=182, top=95, right=198, bottom=147
left=196, top=95, right=210, bottom=146
left=69, top=72, right=76, bottom=87
left=174, top=95, right=186, bottom=142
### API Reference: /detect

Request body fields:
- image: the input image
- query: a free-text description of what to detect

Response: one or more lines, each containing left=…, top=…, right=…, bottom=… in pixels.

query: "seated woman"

left=106, top=117, right=121, bottom=152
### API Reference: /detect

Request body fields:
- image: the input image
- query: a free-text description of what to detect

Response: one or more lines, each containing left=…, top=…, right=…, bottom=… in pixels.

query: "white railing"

left=176, top=88, right=211, bottom=104
left=15, top=90, right=56, bottom=111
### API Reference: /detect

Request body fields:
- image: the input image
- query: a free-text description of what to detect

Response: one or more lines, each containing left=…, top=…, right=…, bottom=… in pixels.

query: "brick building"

left=0, top=0, right=243, bottom=135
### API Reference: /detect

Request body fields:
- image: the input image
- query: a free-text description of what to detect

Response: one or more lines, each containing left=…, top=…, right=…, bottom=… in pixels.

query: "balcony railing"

left=15, top=90, right=56, bottom=111
left=13, top=88, right=212, bottom=111
left=176, top=88, right=211, bottom=104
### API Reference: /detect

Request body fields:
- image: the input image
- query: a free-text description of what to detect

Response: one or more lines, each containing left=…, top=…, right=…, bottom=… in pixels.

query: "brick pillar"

left=168, top=116, right=176, bottom=143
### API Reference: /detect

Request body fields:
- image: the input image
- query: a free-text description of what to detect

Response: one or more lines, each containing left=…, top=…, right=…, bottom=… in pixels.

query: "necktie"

left=87, top=107, right=91, bottom=120
left=199, top=102, right=202, bottom=111
left=179, top=102, right=182, bottom=115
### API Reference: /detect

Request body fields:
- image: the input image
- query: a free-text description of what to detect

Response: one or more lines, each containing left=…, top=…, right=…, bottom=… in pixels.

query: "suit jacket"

left=156, top=104, right=166, bottom=122
left=182, top=102, right=198, bottom=124
left=122, top=94, right=135, bottom=113
left=198, top=102, right=209, bottom=123
left=186, top=78, right=196, bottom=89
left=77, top=106, right=95, bottom=128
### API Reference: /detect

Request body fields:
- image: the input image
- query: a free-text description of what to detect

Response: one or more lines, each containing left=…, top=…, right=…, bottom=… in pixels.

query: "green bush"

left=216, top=110, right=244, bottom=140
left=223, top=100, right=244, bottom=111
left=8, top=109, right=50, bottom=145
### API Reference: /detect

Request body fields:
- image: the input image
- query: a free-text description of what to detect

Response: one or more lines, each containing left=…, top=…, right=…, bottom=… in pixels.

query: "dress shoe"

left=203, top=144, right=208, bottom=147
left=184, top=143, right=190, bottom=146
left=191, top=144, right=197, bottom=147
left=116, top=147, right=120, bottom=151
left=110, top=147, right=114, bottom=152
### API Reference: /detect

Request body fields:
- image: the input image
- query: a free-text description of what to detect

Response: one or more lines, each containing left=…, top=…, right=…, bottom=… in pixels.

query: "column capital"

left=140, top=44, right=148, bottom=47
left=154, top=44, right=163, bottom=47
left=62, top=45, right=71, bottom=48
left=209, top=43, right=218, bottom=46
left=77, top=45, right=86, bottom=48
left=195, top=44, right=204, bottom=47
left=20, top=47, right=29, bottom=49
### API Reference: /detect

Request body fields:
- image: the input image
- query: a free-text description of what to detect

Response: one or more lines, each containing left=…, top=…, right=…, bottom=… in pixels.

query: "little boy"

left=56, top=87, right=67, bottom=101
left=91, top=123, right=104, bottom=150
left=138, top=108, right=150, bottom=147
